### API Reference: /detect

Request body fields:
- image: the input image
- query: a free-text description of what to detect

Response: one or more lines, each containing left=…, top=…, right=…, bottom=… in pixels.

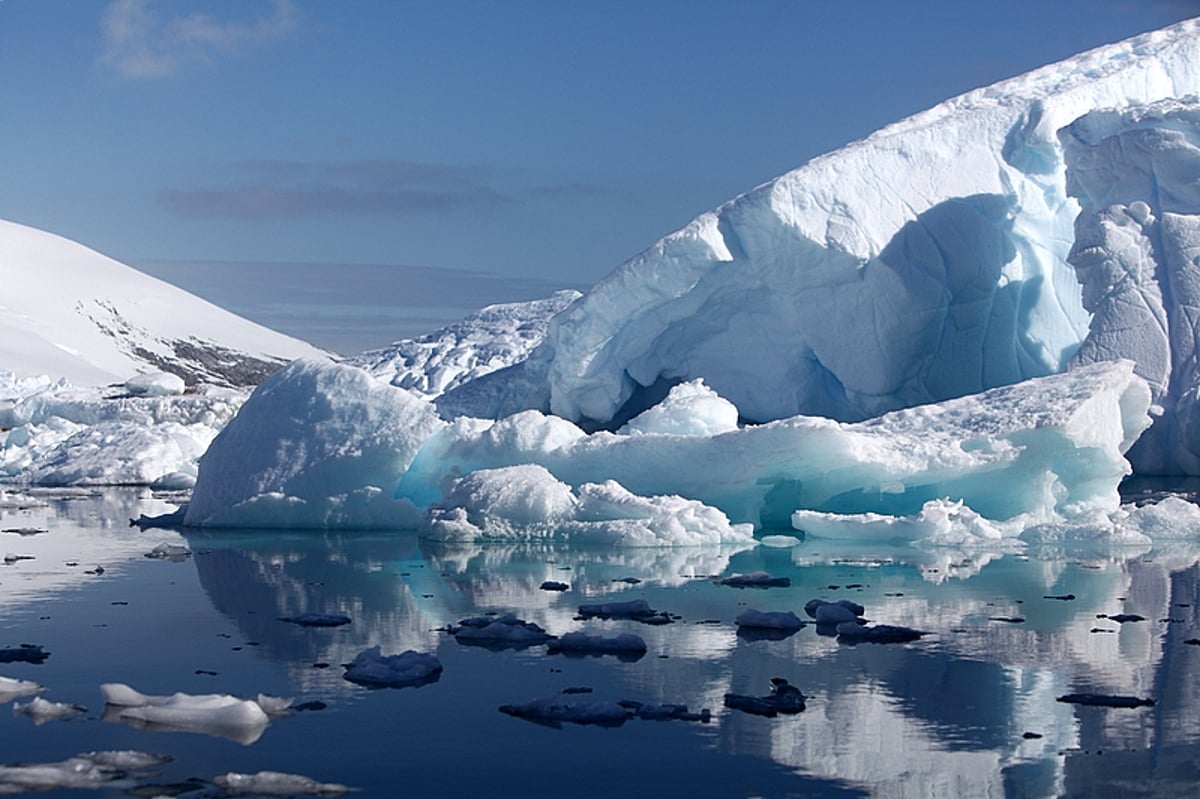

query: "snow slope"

left=0, top=219, right=330, bottom=389
left=494, top=20, right=1200, bottom=447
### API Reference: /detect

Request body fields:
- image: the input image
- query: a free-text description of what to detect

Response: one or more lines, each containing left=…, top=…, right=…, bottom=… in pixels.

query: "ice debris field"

left=4, top=19, right=1200, bottom=549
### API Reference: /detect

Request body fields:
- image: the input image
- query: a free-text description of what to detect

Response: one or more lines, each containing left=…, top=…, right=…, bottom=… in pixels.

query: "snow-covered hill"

left=0, top=219, right=330, bottom=389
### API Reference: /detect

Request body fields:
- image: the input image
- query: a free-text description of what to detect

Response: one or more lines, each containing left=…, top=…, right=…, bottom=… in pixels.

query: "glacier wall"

left=530, top=21, right=1200, bottom=434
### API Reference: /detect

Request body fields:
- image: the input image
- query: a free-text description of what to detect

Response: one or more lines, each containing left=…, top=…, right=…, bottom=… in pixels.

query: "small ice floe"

left=546, top=632, right=647, bottom=660
left=0, top=675, right=43, bottom=701
left=716, top=571, right=791, bottom=589
left=804, top=599, right=865, bottom=627
left=101, top=683, right=278, bottom=745
left=540, top=580, right=569, bottom=592
left=342, top=647, right=442, bottom=689
left=278, top=613, right=352, bottom=628
left=835, top=622, right=926, bottom=645
left=576, top=599, right=673, bottom=625
left=451, top=614, right=553, bottom=649
left=758, top=535, right=801, bottom=548
left=130, top=508, right=187, bottom=530
left=143, top=542, right=191, bottom=561
left=2, top=553, right=34, bottom=565
left=500, top=697, right=631, bottom=728
left=734, top=609, right=806, bottom=640
left=724, top=678, right=806, bottom=717
left=1, top=527, right=47, bottom=536
left=214, top=770, right=351, bottom=796
left=0, top=644, right=49, bottom=663
left=0, top=750, right=170, bottom=794
left=13, top=696, right=86, bottom=724
left=1099, top=613, right=1146, bottom=623
left=499, top=696, right=710, bottom=729
left=1056, top=693, right=1156, bottom=708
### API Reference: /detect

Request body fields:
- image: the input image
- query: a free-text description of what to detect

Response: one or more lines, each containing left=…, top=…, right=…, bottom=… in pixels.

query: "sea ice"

left=716, top=571, right=791, bottom=588
left=724, top=678, right=807, bottom=717
left=546, top=632, right=648, bottom=657
left=278, top=613, right=352, bottom=627
left=576, top=599, right=672, bottom=624
left=0, top=750, right=170, bottom=794
left=342, top=646, right=443, bottom=688
left=123, top=371, right=185, bottom=397
left=100, top=682, right=276, bottom=745
left=12, top=696, right=86, bottom=724
left=451, top=614, right=554, bottom=648
left=214, top=770, right=351, bottom=796
left=734, top=609, right=806, bottom=632
left=0, top=675, right=42, bottom=702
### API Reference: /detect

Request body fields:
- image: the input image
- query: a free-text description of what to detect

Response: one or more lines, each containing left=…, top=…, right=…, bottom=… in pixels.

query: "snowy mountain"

left=0, top=219, right=330, bottom=389
left=449, top=20, right=1198, bottom=474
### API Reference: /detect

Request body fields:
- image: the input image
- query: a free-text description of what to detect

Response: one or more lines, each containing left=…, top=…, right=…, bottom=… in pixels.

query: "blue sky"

left=1, top=1, right=1195, bottom=351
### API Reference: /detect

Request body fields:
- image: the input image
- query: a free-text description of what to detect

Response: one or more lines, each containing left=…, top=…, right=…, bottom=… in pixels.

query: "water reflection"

left=3, top=490, right=1198, bottom=797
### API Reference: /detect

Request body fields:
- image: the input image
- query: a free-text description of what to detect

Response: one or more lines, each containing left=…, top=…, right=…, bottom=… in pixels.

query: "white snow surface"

left=0, top=219, right=329, bottom=389
left=453, top=21, right=1200, bottom=468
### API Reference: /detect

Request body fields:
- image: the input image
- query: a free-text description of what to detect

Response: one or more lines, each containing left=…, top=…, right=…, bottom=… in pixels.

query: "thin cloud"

left=99, top=0, right=298, bottom=79
left=159, top=158, right=512, bottom=219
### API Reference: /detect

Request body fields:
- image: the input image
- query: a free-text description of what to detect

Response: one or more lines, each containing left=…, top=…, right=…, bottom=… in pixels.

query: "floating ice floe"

left=576, top=598, right=672, bottom=625
left=12, top=695, right=86, bottom=724
left=100, top=682, right=287, bottom=745
left=734, top=609, right=806, bottom=634
left=342, top=647, right=443, bottom=689
left=214, top=770, right=351, bottom=796
left=278, top=613, right=352, bottom=628
left=0, top=675, right=42, bottom=702
left=835, top=622, right=927, bottom=645
left=0, top=750, right=171, bottom=794
left=546, top=632, right=647, bottom=659
left=716, top=571, right=790, bottom=588
left=1056, top=693, right=1156, bottom=708
left=450, top=614, right=553, bottom=649
left=143, top=542, right=191, bottom=561
left=805, top=599, right=865, bottom=626
left=0, top=645, right=48, bottom=663
left=724, top=678, right=807, bottom=717
left=498, top=694, right=710, bottom=729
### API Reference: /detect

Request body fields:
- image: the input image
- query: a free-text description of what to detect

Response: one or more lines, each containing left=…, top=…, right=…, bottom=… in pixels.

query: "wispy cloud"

left=159, top=159, right=512, bottom=219
left=99, top=0, right=298, bottom=79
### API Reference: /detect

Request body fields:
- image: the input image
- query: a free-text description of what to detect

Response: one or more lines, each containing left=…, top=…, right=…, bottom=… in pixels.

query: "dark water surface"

left=1, top=489, right=1198, bottom=797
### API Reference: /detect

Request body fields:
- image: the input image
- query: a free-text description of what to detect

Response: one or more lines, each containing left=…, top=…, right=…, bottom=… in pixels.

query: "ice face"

left=455, top=21, right=1199, bottom=439
left=1060, top=97, right=1200, bottom=474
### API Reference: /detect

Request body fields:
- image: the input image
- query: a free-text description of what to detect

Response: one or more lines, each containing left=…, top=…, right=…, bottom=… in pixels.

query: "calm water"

left=1, top=489, right=1198, bottom=797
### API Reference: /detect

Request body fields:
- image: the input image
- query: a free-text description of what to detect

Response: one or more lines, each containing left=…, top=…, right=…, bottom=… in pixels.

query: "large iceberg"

left=440, top=22, right=1199, bottom=460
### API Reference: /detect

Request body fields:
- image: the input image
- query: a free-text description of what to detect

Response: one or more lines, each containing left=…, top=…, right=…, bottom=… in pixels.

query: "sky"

left=1, top=1, right=1196, bottom=353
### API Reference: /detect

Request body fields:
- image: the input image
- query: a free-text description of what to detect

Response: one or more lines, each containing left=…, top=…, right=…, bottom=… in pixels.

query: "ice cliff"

left=450, top=20, right=1200, bottom=475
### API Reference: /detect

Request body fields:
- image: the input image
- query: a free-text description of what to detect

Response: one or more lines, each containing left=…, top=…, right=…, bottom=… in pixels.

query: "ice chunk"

left=734, top=609, right=806, bottom=631
left=12, top=696, right=86, bottom=724
left=342, top=646, right=443, bottom=689
left=0, top=675, right=43, bottom=701
left=124, top=371, right=185, bottom=397
left=499, top=696, right=632, bottom=728
left=214, top=770, right=351, bottom=796
left=100, top=682, right=272, bottom=745
left=185, top=359, right=443, bottom=529
left=716, top=571, right=790, bottom=588
left=452, top=614, right=553, bottom=648
left=278, top=613, right=352, bottom=628
left=835, top=622, right=927, bottom=644
left=546, top=632, right=648, bottom=658
left=0, top=750, right=169, bottom=793
left=724, top=678, right=806, bottom=717
left=577, top=599, right=672, bottom=625
left=617, top=379, right=739, bottom=437
left=144, top=542, right=191, bottom=560
left=422, top=464, right=755, bottom=546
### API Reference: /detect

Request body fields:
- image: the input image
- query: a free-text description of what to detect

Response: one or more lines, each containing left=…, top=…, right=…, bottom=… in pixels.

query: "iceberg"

left=184, top=356, right=1151, bottom=536
left=100, top=682, right=277, bottom=745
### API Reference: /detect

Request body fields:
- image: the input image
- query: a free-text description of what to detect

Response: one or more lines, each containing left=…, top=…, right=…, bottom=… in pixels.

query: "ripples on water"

left=0, top=488, right=1197, bottom=797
